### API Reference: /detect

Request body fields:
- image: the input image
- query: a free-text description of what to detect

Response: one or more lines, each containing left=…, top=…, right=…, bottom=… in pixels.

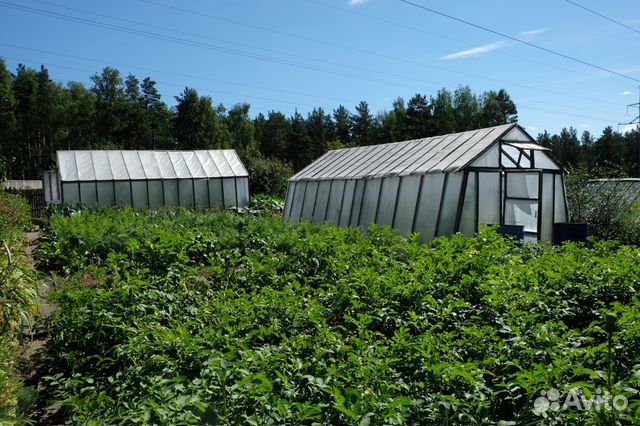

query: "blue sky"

left=1, top=0, right=639, bottom=137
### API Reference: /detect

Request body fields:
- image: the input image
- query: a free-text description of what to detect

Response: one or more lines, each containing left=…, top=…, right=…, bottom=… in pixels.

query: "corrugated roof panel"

left=412, top=130, right=479, bottom=174
left=446, top=125, right=515, bottom=172
left=311, top=147, right=364, bottom=180
left=75, top=151, right=96, bottom=181
left=107, top=151, right=129, bottom=180
left=122, top=151, right=146, bottom=179
left=91, top=151, right=113, bottom=180
left=399, top=133, right=463, bottom=176
left=353, top=141, right=414, bottom=179
left=298, top=150, right=345, bottom=180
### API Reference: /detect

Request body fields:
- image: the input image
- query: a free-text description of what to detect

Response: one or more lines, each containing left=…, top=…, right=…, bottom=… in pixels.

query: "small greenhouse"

left=283, top=123, right=569, bottom=242
left=43, top=150, right=249, bottom=209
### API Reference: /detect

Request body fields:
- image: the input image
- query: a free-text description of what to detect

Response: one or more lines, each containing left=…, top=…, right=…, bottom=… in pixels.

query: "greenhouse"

left=43, top=150, right=250, bottom=209
left=283, top=123, right=569, bottom=242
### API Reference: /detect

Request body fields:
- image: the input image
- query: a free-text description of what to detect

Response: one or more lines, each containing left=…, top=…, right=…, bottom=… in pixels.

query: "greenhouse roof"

left=290, top=123, right=543, bottom=182
left=57, top=150, right=248, bottom=182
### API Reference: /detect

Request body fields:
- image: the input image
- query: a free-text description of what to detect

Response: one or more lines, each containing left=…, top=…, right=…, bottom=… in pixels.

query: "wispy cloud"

left=441, top=41, right=508, bottom=60
left=349, top=0, right=369, bottom=6
left=441, top=28, right=545, bottom=60
left=518, top=28, right=547, bottom=41
left=622, top=91, right=633, bottom=96
left=527, top=126, right=538, bottom=132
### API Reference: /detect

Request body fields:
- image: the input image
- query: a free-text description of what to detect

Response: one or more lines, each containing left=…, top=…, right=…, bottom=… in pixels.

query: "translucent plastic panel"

left=477, top=172, right=501, bottom=225
left=459, top=173, right=476, bottom=236
left=339, top=180, right=356, bottom=227
left=62, top=183, right=80, bottom=204
left=209, top=178, right=224, bottom=209
left=502, top=126, right=531, bottom=142
left=169, top=152, right=191, bottom=179
left=196, top=151, right=222, bottom=178
left=179, top=180, right=195, bottom=207
left=289, top=182, right=306, bottom=224
left=541, top=173, right=554, bottom=241
left=114, top=181, right=132, bottom=206
left=91, top=151, right=113, bottom=180
left=122, top=152, right=146, bottom=180
left=358, top=178, right=382, bottom=227
left=437, top=173, right=463, bottom=236
left=184, top=152, right=207, bottom=178
left=349, top=180, right=366, bottom=227
left=413, top=173, right=445, bottom=242
left=138, top=152, right=162, bottom=179
left=147, top=181, right=164, bottom=209
left=131, top=181, right=148, bottom=208
left=154, top=152, right=178, bottom=179
left=534, top=151, right=560, bottom=170
left=79, top=182, right=97, bottom=207
left=108, top=152, right=129, bottom=180
left=313, top=181, right=331, bottom=223
left=470, top=143, right=499, bottom=168
left=283, top=182, right=294, bottom=219
left=57, top=152, right=79, bottom=181
left=501, top=145, right=520, bottom=168
left=194, top=179, right=209, bottom=208
left=506, top=172, right=539, bottom=199
left=325, top=180, right=345, bottom=225
left=211, top=151, right=234, bottom=176
left=222, top=178, right=237, bottom=208
left=392, top=175, right=420, bottom=236
left=163, top=180, right=179, bottom=206
left=505, top=200, right=538, bottom=233
left=75, top=151, right=95, bottom=180
left=236, top=177, right=250, bottom=207
left=301, top=181, right=319, bottom=220
left=96, top=182, right=114, bottom=205
left=376, top=176, right=400, bottom=226
left=554, top=174, right=568, bottom=222
left=222, top=150, right=248, bottom=176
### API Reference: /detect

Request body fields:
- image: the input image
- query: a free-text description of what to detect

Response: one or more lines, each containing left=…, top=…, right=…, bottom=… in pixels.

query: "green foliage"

left=36, top=208, right=640, bottom=425
left=0, top=190, right=31, bottom=243
left=239, top=146, right=293, bottom=197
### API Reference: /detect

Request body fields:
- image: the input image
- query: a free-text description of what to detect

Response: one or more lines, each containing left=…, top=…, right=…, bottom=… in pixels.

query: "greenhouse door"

left=503, top=170, right=542, bottom=242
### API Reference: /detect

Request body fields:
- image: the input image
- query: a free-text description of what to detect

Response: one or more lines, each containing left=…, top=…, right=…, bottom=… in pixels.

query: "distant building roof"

left=56, top=150, right=248, bottom=182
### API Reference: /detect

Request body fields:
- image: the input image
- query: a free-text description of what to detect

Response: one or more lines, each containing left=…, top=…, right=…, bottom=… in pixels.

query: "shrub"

left=239, top=146, right=293, bottom=197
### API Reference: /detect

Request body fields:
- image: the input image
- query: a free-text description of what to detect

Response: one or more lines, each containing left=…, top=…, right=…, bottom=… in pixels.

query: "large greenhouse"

left=43, top=150, right=250, bottom=209
left=283, top=123, right=569, bottom=242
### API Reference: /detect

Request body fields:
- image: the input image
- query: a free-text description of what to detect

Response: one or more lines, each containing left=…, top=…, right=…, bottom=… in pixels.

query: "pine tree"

left=352, top=101, right=375, bottom=146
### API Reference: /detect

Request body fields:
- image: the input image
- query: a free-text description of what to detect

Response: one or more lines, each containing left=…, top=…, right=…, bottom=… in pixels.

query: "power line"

left=397, top=0, right=640, bottom=83
left=564, top=0, right=640, bottom=35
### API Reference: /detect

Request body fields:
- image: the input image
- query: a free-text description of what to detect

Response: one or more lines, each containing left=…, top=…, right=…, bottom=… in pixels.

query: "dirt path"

left=18, top=229, right=64, bottom=425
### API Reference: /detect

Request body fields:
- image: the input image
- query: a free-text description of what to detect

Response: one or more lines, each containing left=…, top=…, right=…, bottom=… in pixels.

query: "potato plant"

left=38, top=208, right=640, bottom=425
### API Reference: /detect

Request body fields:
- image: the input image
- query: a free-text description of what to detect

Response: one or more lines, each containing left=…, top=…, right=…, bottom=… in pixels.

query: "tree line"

left=1, top=59, right=637, bottom=194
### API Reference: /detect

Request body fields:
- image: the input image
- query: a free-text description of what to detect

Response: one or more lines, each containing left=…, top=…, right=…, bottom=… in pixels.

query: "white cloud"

left=440, top=41, right=508, bottom=60
left=622, top=91, right=633, bottom=96
left=349, top=0, right=369, bottom=6
left=622, top=123, right=640, bottom=134
left=527, top=126, right=538, bottom=131
left=518, top=28, right=547, bottom=41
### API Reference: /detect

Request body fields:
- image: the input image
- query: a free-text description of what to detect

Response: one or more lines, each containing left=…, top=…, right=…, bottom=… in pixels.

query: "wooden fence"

left=6, top=188, right=46, bottom=218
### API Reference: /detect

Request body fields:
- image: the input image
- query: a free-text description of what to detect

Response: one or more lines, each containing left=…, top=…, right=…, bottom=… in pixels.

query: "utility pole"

left=619, top=86, right=640, bottom=177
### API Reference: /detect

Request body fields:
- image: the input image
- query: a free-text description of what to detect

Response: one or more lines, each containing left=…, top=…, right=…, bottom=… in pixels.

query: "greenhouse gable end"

left=283, top=123, right=568, bottom=242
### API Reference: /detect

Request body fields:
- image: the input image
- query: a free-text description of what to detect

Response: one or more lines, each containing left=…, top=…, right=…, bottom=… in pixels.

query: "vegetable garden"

left=26, top=207, right=640, bottom=425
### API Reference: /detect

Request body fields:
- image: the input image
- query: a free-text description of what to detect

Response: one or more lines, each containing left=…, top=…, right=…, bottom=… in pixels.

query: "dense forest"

left=1, top=59, right=638, bottom=193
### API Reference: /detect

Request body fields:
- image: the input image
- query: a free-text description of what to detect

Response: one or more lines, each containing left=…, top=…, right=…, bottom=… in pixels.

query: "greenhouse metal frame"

left=283, top=123, right=569, bottom=242
left=43, top=149, right=250, bottom=209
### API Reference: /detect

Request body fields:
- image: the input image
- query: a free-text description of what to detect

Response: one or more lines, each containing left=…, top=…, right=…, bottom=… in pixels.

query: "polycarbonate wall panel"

left=506, top=172, right=538, bottom=199
left=534, top=151, right=560, bottom=170
left=114, top=181, right=131, bottom=206
left=437, top=173, right=463, bottom=237
left=131, top=181, right=148, bottom=208
left=470, top=143, right=499, bottom=168
left=459, top=173, right=476, bottom=236
left=413, top=173, right=445, bottom=242
left=358, top=178, right=381, bottom=227
left=501, top=145, right=521, bottom=168
left=62, top=183, right=80, bottom=204
left=236, top=178, right=250, bottom=207
left=325, top=180, right=345, bottom=225
left=79, top=182, right=97, bottom=207
left=349, top=180, right=366, bottom=227
left=148, top=181, right=164, bottom=209
left=541, top=173, right=554, bottom=241
left=376, top=176, right=400, bottom=226
left=554, top=174, right=568, bottom=222
left=392, top=175, right=420, bottom=236
left=477, top=172, right=501, bottom=226
left=179, top=180, right=195, bottom=207
left=96, top=182, right=114, bottom=205
left=301, top=181, right=319, bottom=220
left=222, top=178, right=237, bottom=209
left=289, top=181, right=306, bottom=224
left=194, top=179, right=209, bottom=208
left=505, top=200, right=538, bottom=233
left=164, top=180, right=179, bottom=206
left=209, top=178, right=224, bottom=209
left=313, top=181, right=332, bottom=223
left=339, top=180, right=356, bottom=227
left=283, top=182, right=294, bottom=219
